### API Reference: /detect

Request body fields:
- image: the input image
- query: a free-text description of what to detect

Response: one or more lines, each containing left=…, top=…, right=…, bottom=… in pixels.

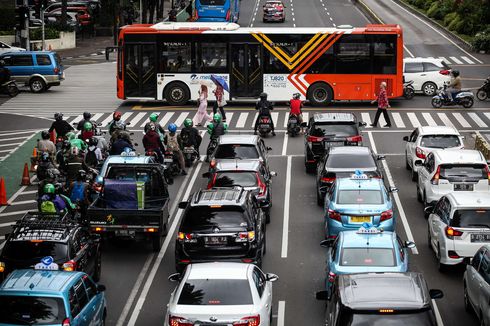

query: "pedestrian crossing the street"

left=61, top=110, right=490, bottom=131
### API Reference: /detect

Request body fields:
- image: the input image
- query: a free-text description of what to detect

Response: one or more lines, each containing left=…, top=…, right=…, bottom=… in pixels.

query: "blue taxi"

left=323, top=171, right=397, bottom=238
left=0, top=257, right=107, bottom=326
left=322, top=224, right=415, bottom=296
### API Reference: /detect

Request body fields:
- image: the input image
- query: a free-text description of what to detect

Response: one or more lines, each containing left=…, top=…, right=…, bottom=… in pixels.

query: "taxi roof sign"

left=357, top=223, right=382, bottom=234
left=34, top=256, right=59, bottom=271
left=351, top=170, right=368, bottom=180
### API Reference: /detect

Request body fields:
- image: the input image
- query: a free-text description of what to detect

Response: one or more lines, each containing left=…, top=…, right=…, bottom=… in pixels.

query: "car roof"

left=337, top=177, right=384, bottom=191
left=187, top=263, right=250, bottom=280
left=340, top=231, right=395, bottom=249
left=338, top=272, right=430, bottom=310
left=329, top=146, right=370, bottom=154
left=218, top=134, right=259, bottom=145
left=1, top=51, right=55, bottom=55
left=445, top=192, right=490, bottom=208
left=417, top=126, right=460, bottom=135
left=190, top=188, right=248, bottom=206
left=104, top=155, right=153, bottom=164
left=403, top=57, right=444, bottom=64
left=216, top=160, right=261, bottom=172
left=0, top=270, right=83, bottom=293
left=432, top=149, right=484, bottom=163
left=313, top=113, right=355, bottom=123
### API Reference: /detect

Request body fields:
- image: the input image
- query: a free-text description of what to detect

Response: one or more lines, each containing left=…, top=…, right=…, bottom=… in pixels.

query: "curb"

left=475, top=131, right=490, bottom=160
left=354, top=0, right=383, bottom=24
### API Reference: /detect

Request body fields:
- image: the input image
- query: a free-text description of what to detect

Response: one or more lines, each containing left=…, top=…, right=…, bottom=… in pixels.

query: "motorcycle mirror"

left=266, top=147, right=272, bottom=151
left=126, top=122, right=131, bottom=125
left=359, top=122, right=367, bottom=127
left=402, top=136, right=409, bottom=141
left=270, top=171, right=277, bottom=177
left=130, top=132, right=134, bottom=136
left=133, top=143, right=139, bottom=146
left=97, top=122, right=102, bottom=126
left=202, top=172, right=210, bottom=178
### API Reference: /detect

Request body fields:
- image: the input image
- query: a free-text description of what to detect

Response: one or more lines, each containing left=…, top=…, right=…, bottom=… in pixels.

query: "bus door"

left=230, top=43, right=263, bottom=98
left=124, top=43, right=156, bottom=98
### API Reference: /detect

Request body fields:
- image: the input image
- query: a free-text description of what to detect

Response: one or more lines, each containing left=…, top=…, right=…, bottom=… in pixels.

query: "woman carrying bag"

left=213, top=84, right=227, bottom=122
left=193, top=84, right=211, bottom=127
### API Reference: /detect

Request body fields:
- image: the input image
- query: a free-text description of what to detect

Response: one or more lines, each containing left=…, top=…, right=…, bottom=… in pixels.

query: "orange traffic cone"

left=0, top=177, right=7, bottom=206
left=21, top=163, right=31, bottom=186
left=30, top=147, right=38, bottom=172
left=50, top=130, right=56, bottom=143
left=32, top=147, right=37, bottom=157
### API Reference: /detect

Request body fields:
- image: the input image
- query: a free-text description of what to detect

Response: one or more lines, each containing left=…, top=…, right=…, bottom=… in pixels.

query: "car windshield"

left=327, top=154, right=376, bottom=169
left=337, top=190, right=384, bottom=205
left=178, top=279, right=253, bottom=305
left=0, top=295, right=66, bottom=325
left=340, top=248, right=395, bottom=266
left=215, top=172, right=258, bottom=187
left=182, top=206, right=248, bottom=230
left=338, top=309, right=436, bottom=325
left=420, top=135, right=460, bottom=148
left=312, top=123, right=357, bottom=137
left=3, top=241, right=68, bottom=261
left=439, top=164, right=486, bottom=181
left=451, top=209, right=490, bottom=228
left=215, top=144, right=259, bottom=159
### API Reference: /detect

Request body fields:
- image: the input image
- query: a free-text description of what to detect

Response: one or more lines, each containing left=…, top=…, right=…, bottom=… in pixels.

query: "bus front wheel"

left=307, top=82, right=333, bottom=106
left=164, top=82, right=190, bottom=106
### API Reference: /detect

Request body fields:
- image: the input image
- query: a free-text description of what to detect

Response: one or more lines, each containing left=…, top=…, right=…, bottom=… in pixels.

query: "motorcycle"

left=183, top=145, right=198, bottom=167
left=205, top=138, right=218, bottom=162
left=431, top=84, right=474, bottom=108
left=258, top=115, right=272, bottom=137
left=287, top=114, right=300, bottom=137
left=476, top=77, right=490, bottom=101
left=163, top=151, right=180, bottom=176
left=0, top=80, right=19, bottom=97
left=403, top=80, right=415, bottom=100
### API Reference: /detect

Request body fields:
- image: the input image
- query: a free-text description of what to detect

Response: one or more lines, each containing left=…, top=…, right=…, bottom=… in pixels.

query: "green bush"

left=447, top=14, right=461, bottom=31
left=414, top=0, right=427, bottom=9
left=30, top=27, right=60, bottom=40
left=443, top=12, right=458, bottom=26
left=427, top=1, right=452, bottom=20
left=422, top=0, right=436, bottom=10
left=472, top=27, right=490, bottom=52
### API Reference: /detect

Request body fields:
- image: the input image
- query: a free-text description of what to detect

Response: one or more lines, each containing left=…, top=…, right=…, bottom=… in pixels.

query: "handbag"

left=218, top=99, right=227, bottom=107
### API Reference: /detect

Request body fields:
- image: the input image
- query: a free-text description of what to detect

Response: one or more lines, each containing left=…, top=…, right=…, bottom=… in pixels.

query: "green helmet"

left=83, top=121, right=93, bottom=131
left=66, top=132, right=75, bottom=140
left=149, top=113, right=158, bottom=122
left=183, top=118, right=193, bottom=128
left=213, top=113, right=222, bottom=123
left=44, top=183, right=55, bottom=194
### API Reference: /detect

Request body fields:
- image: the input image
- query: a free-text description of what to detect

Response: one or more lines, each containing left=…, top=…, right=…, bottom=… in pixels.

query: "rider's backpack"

left=180, top=128, right=191, bottom=145
left=85, top=146, right=98, bottom=167
left=167, top=134, right=179, bottom=151
left=70, top=181, right=85, bottom=203
left=40, top=200, right=57, bottom=214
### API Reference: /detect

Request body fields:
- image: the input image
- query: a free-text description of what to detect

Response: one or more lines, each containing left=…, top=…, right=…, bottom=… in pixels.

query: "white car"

left=427, top=192, right=490, bottom=271
left=0, top=41, right=25, bottom=54
left=404, top=126, right=464, bottom=181
left=463, top=244, right=490, bottom=325
left=415, top=149, right=490, bottom=207
left=165, top=262, right=278, bottom=326
left=403, top=57, right=451, bottom=96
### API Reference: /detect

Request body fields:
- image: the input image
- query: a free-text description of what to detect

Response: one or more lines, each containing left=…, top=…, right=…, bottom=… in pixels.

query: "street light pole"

left=41, top=5, right=45, bottom=51
left=24, top=0, right=30, bottom=51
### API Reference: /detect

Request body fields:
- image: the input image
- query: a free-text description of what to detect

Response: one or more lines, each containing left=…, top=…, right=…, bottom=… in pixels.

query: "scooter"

left=205, top=138, right=218, bottom=162
left=431, top=84, right=474, bottom=108
left=0, top=80, right=19, bottom=97
left=183, top=145, right=198, bottom=167
left=258, top=115, right=272, bottom=137
left=287, top=114, right=300, bottom=137
left=163, top=151, right=181, bottom=176
left=403, top=80, right=415, bottom=100
left=476, top=77, right=490, bottom=101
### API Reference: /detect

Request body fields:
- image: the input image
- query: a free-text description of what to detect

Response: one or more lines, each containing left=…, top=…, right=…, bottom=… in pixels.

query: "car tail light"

left=439, top=69, right=450, bottom=75
left=225, top=8, right=231, bottom=21
left=54, top=67, right=60, bottom=74
left=145, top=228, right=156, bottom=233
left=431, top=165, right=441, bottom=185
left=236, top=231, right=255, bottom=242
left=321, top=176, right=335, bottom=183
left=307, top=135, right=323, bottom=143
left=169, top=316, right=193, bottom=326
left=207, top=173, right=217, bottom=189
left=485, top=165, right=490, bottom=185
left=328, top=271, right=336, bottom=282
left=93, top=183, right=102, bottom=192
left=328, top=209, right=341, bottom=222
left=62, top=260, right=77, bottom=272
left=415, top=147, right=426, bottom=159
left=445, top=226, right=463, bottom=238
left=257, top=173, right=266, bottom=196
left=448, top=250, right=461, bottom=259
left=92, top=227, right=106, bottom=232
left=347, top=135, right=362, bottom=143
left=380, top=209, right=393, bottom=222
left=233, top=315, right=260, bottom=326
left=178, top=232, right=196, bottom=243
left=62, top=318, right=71, bottom=326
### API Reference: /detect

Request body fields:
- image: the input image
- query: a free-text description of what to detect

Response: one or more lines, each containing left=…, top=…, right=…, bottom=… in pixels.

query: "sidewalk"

left=56, top=36, right=114, bottom=59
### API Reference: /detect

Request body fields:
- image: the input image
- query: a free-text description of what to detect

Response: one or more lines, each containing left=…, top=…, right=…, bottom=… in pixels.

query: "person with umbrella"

left=211, top=75, right=229, bottom=122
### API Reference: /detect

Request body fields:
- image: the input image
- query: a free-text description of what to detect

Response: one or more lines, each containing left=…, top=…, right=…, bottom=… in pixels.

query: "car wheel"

left=417, top=185, right=423, bottom=203
left=29, top=77, right=46, bottom=93
left=411, top=168, right=417, bottom=182
left=464, top=283, right=473, bottom=314
left=405, top=152, right=411, bottom=170
left=422, top=82, right=437, bottom=96
left=92, top=252, right=102, bottom=282
left=437, top=245, right=447, bottom=272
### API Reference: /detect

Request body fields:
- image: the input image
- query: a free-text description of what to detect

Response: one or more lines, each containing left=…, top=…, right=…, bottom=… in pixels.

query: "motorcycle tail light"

left=328, top=271, right=336, bottom=282
left=62, top=318, right=71, bottom=326
left=54, top=67, right=60, bottom=74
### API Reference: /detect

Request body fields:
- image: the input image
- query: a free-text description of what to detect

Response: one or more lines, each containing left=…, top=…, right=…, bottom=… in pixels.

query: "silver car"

left=464, top=244, right=490, bottom=325
left=165, top=262, right=278, bottom=326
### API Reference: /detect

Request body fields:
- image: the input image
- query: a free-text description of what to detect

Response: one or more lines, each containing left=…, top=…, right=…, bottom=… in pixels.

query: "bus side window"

left=162, top=42, right=192, bottom=72
left=200, top=42, right=227, bottom=72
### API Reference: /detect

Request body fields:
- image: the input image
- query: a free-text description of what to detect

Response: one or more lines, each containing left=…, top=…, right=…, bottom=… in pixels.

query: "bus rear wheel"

left=164, top=82, right=190, bottom=106
left=307, top=82, right=333, bottom=106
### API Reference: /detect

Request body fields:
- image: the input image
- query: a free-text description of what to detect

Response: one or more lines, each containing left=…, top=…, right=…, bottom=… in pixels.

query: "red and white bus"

left=114, top=22, right=404, bottom=106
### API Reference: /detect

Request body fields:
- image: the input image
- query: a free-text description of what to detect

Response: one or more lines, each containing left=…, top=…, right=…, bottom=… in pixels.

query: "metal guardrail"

left=474, top=131, right=490, bottom=160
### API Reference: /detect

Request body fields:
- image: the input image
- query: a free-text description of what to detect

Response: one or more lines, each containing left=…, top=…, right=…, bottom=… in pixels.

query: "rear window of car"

left=404, top=62, right=423, bottom=73
left=215, top=144, right=259, bottom=159
left=339, top=309, right=436, bottom=326
left=311, top=122, right=357, bottom=137
left=420, top=135, right=461, bottom=148
left=439, top=164, right=487, bottom=181
left=215, top=172, right=258, bottom=187
left=337, top=190, right=383, bottom=205
left=0, top=295, right=66, bottom=325
left=340, top=248, right=395, bottom=266
left=326, top=154, right=376, bottom=169
left=2, top=241, right=68, bottom=261
left=178, top=279, right=252, bottom=305
left=106, top=167, right=151, bottom=182
left=451, top=209, right=490, bottom=228
left=183, top=206, right=248, bottom=229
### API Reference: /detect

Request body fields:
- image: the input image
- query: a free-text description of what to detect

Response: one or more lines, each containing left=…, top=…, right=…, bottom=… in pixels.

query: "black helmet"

left=89, top=137, right=98, bottom=146
left=452, top=70, right=460, bottom=77
left=83, top=112, right=91, bottom=120
left=259, top=92, right=268, bottom=99
left=293, top=93, right=301, bottom=99
left=41, top=130, right=50, bottom=140
left=54, top=112, right=63, bottom=121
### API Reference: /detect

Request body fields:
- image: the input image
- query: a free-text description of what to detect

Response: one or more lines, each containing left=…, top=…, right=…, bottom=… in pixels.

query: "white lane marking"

left=361, top=112, right=372, bottom=128
left=127, top=161, right=203, bottom=326
left=236, top=112, right=249, bottom=128
left=0, top=210, right=31, bottom=218
left=432, top=298, right=444, bottom=326
left=404, top=46, right=415, bottom=58
left=253, top=112, right=259, bottom=130
left=0, top=149, right=13, bottom=153
left=70, top=114, right=83, bottom=124
left=282, top=133, right=288, bottom=156
left=452, top=113, right=471, bottom=128
left=100, top=114, right=114, bottom=128
left=0, top=221, right=15, bottom=228
left=0, top=130, right=38, bottom=136
left=174, top=112, right=189, bottom=127
left=10, top=200, right=36, bottom=206
left=461, top=56, right=475, bottom=64
left=91, top=113, right=104, bottom=122
left=128, top=112, right=146, bottom=127
left=483, top=113, right=490, bottom=124
left=449, top=56, right=463, bottom=64
left=468, top=113, right=487, bottom=128
left=281, top=156, right=292, bottom=258
left=367, top=131, right=418, bottom=255
left=272, top=112, right=279, bottom=127
left=391, top=112, right=405, bottom=128
left=120, top=112, right=133, bottom=124
left=437, top=112, right=454, bottom=127
left=0, top=132, right=37, bottom=162
left=0, top=176, right=36, bottom=215
left=378, top=111, right=388, bottom=128
left=438, top=57, right=449, bottom=64
left=302, top=113, right=309, bottom=125
left=422, top=112, right=437, bottom=126
left=225, top=112, right=234, bottom=126
left=277, top=301, right=286, bottom=326
left=407, top=112, right=421, bottom=127
left=0, top=136, right=30, bottom=142
left=389, top=0, right=482, bottom=64
left=283, top=113, right=289, bottom=128
left=0, top=142, right=22, bottom=147
left=159, top=112, right=174, bottom=127
left=19, top=190, right=38, bottom=195
left=249, top=0, right=261, bottom=27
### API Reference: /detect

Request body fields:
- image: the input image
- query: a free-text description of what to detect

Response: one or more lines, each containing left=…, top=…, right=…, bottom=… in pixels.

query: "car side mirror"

left=404, top=241, right=416, bottom=249
left=359, top=122, right=367, bottom=127
left=178, top=201, right=188, bottom=209
left=462, top=257, right=471, bottom=265
left=316, top=290, right=329, bottom=301
left=377, top=155, right=385, bottom=160
left=168, top=273, right=181, bottom=282
left=414, top=161, right=423, bottom=166
left=461, top=135, right=465, bottom=139
left=266, top=147, right=272, bottom=151
left=202, top=172, right=210, bottom=178
left=424, top=205, right=434, bottom=218
left=265, top=273, right=278, bottom=282
left=270, top=171, right=277, bottom=177
left=429, top=289, right=444, bottom=300
left=402, top=136, right=409, bottom=141
left=320, top=239, right=334, bottom=248
left=96, top=284, right=106, bottom=292
left=389, top=187, right=398, bottom=193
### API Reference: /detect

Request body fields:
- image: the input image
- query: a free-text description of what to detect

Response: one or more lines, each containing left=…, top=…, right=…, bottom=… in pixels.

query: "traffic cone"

left=21, top=163, right=31, bottom=186
left=30, top=147, right=38, bottom=172
left=0, top=177, right=7, bottom=206
left=32, top=147, right=37, bottom=157
left=50, top=130, right=56, bottom=143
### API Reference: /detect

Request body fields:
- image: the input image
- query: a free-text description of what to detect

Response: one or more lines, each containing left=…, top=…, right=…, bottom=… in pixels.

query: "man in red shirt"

left=370, top=82, right=391, bottom=128
left=289, top=93, right=304, bottom=132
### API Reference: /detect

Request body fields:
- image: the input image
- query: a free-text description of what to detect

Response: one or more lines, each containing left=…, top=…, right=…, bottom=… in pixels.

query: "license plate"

left=351, top=216, right=371, bottom=223
left=183, top=148, right=194, bottom=153
left=163, top=158, right=173, bottom=163
left=471, top=234, right=490, bottom=242
left=204, top=236, right=227, bottom=245
left=325, top=141, right=344, bottom=148
left=115, top=229, right=135, bottom=236
left=454, top=184, right=473, bottom=191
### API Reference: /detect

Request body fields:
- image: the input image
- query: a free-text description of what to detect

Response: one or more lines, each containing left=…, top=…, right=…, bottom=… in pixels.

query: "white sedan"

left=165, top=262, right=278, bottom=326
left=0, top=41, right=25, bottom=54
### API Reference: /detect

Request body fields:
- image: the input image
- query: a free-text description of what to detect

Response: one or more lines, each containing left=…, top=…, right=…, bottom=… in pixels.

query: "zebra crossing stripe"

left=91, top=113, right=104, bottom=122
left=407, top=113, right=420, bottom=128
left=461, top=56, right=475, bottom=64
left=437, top=112, right=454, bottom=127
left=483, top=113, right=490, bottom=125
left=391, top=112, right=405, bottom=128
left=100, top=114, right=114, bottom=128
left=236, top=112, right=248, bottom=128
left=450, top=56, right=463, bottom=64
left=468, top=113, right=487, bottom=128
left=225, top=112, right=234, bottom=126
left=128, top=112, right=146, bottom=127
left=71, top=114, right=83, bottom=124
left=452, top=113, right=471, bottom=128
left=422, top=112, right=437, bottom=126
left=283, top=113, right=289, bottom=128
left=174, top=112, right=189, bottom=127
left=361, top=113, right=372, bottom=128
left=438, top=57, right=449, bottom=64
left=159, top=112, right=174, bottom=127
left=271, top=112, right=279, bottom=127
left=120, top=112, right=133, bottom=125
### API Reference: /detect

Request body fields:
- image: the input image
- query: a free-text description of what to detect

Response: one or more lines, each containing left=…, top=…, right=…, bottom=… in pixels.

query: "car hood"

left=169, top=304, right=256, bottom=322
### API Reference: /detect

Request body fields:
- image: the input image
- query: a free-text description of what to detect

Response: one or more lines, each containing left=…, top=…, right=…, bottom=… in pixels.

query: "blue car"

left=324, top=171, right=397, bottom=238
left=321, top=225, right=415, bottom=296
left=0, top=260, right=106, bottom=325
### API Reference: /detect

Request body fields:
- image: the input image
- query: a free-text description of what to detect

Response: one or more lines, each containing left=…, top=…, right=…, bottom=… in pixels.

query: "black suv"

left=304, top=113, right=366, bottom=173
left=0, top=212, right=102, bottom=281
left=175, top=188, right=266, bottom=272
left=316, top=273, right=444, bottom=326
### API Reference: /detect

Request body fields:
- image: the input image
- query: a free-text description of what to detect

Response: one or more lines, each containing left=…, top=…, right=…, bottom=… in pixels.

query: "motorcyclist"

left=0, top=60, right=10, bottom=85
left=66, top=132, right=87, bottom=152
left=143, top=124, right=165, bottom=163
left=254, top=92, right=275, bottom=136
left=37, top=168, right=61, bottom=197
left=49, top=113, right=74, bottom=138
left=39, top=183, right=67, bottom=214
left=65, top=146, right=86, bottom=185
left=76, top=112, right=96, bottom=131
left=164, top=123, right=187, bottom=175
left=36, top=152, right=56, bottom=181
left=37, top=130, right=56, bottom=158
left=289, top=92, right=304, bottom=133
left=206, top=113, right=227, bottom=161
left=110, top=132, right=134, bottom=155
left=80, top=121, right=95, bottom=141
left=180, top=118, right=202, bottom=155
left=144, top=113, right=165, bottom=139
left=447, top=69, right=462, bottom=102
left=68, top=170, right=90, bottom=219
left=84, top=138, right=103, bottom=168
